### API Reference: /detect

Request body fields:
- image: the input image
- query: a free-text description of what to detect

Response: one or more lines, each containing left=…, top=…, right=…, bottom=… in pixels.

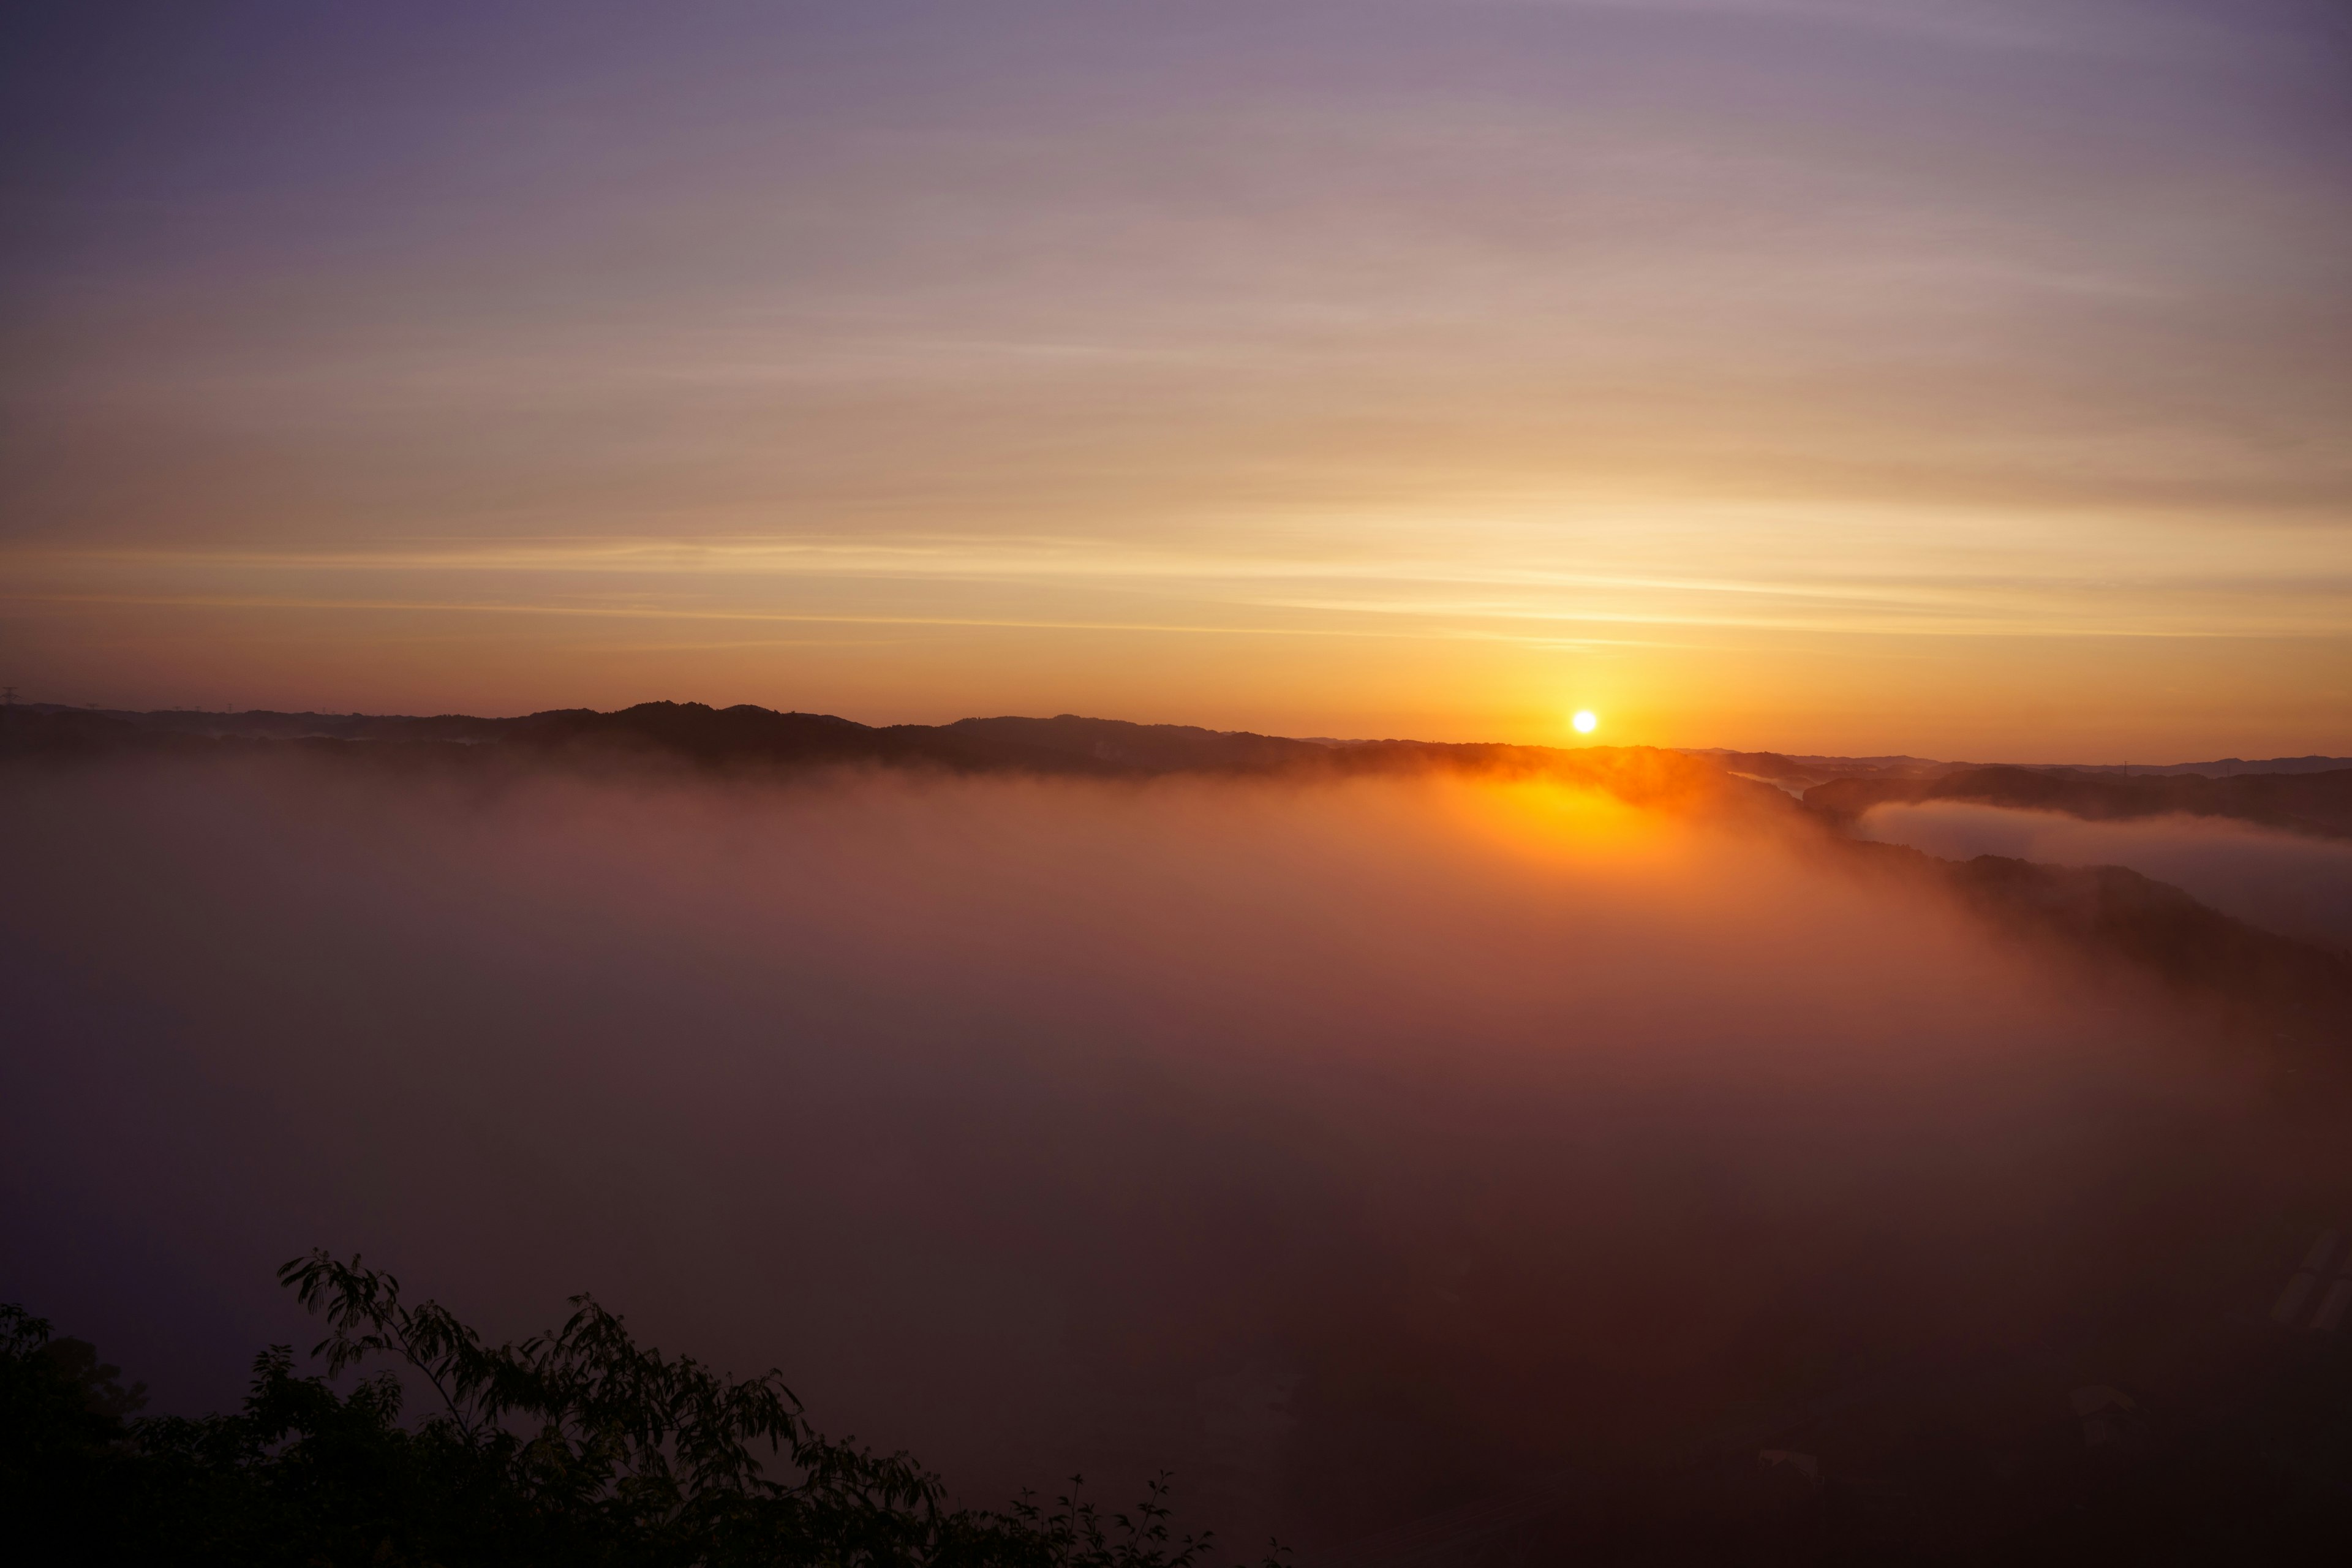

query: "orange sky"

left=3, top=1, right=2347, bottom=760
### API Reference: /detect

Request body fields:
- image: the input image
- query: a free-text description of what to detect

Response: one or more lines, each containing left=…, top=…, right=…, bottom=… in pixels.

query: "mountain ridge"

left=6, top=697, right=2347, bottom=1054
left=17, top=702, right=2346, bottom=778
left=1806, top=764, right=2352, bottom=843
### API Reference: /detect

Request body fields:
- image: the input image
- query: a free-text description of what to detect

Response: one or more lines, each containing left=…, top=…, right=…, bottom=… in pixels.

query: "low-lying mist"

left=1859, top=801, right=2352, bottom=951
left=2, top=753, right=2341, bottom=1550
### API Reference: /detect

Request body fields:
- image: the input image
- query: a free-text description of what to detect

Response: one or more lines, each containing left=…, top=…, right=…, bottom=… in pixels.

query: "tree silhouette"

left=2, top=1256, right=1281, bottom=1568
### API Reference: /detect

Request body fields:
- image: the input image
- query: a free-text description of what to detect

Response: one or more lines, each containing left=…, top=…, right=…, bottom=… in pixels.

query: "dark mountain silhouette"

left=1681, top=747, right=1949, bottom=783
left=0, top=701, right=1764, bottom=814
left=1806, top=765, right=2352, bottom=842
left=1, top=707, right=219, bottom=758
left=2060, top=755, right=2352, bottom=778
left=18, top=703, right=2342, bottom=794
left=937, top=715, right=1332, bottom=773
left=1679, top=748, right=1952, bottom=794
left=12, top=703, right=508, bottom=744
left=1686, top=747, right=2352, bottom=791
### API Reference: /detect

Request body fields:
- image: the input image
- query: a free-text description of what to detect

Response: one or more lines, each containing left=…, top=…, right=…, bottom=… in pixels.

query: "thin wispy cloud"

left=2, top=0, right=2345, bottom=750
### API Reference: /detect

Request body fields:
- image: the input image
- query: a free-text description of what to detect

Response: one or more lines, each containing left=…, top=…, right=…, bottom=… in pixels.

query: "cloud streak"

left=4, top=1, right=2345, bottom=750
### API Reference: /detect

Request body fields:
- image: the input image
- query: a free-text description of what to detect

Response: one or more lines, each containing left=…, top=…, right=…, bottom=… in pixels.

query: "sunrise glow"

left=1, top=2, right=2343, bottom=760
left=8, top=9, right=2351, bottom=1559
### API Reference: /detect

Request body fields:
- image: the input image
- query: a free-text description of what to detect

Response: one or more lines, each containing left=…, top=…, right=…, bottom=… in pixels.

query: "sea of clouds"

left=2, top=754, right=2337, bottom=1547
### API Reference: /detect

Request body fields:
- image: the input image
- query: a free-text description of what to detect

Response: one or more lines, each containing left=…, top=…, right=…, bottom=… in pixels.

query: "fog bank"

left=1, top=756, right=2338, bottom=1549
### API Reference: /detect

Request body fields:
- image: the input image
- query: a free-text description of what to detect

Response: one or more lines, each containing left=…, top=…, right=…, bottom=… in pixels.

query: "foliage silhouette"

left=1, top=1254, right=1282, bottom=1568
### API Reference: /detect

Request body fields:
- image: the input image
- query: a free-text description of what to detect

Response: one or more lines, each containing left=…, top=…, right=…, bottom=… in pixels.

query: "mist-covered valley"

left=8, top=715, right=2352, bottom=1560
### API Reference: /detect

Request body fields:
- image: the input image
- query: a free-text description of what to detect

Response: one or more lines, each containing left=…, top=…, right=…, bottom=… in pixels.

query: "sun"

left=1572, top=710, right=1599, bottom=734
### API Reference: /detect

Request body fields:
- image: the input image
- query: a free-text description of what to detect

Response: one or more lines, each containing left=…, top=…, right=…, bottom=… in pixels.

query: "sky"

left=2, top=0, right=2347, bottom=758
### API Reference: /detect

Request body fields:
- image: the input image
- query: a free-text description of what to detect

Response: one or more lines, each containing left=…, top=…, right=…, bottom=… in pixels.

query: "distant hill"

left=1836, top=839, right=2352, bottom=1049
left=0, top=699, right=1762, bottom=813
left=1682, top=746, right=2352, bottom=788
left=2057, top=755, right=2352, bottom=777
left=12, top=702, right=508, bottom=743
left=1679, top=749, right=1950, bottom=792
left=1805, top=764, right=2352, bottom=842
left=22, top=706, right=2342, bottom=783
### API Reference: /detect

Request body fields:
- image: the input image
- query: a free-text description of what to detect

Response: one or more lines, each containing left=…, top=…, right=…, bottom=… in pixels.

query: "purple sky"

left=4, top=1, right=2348, bottom=755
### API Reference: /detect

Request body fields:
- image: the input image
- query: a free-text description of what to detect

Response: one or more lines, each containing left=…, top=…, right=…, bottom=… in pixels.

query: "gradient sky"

left=3, top=0, right=2347, bottom=758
